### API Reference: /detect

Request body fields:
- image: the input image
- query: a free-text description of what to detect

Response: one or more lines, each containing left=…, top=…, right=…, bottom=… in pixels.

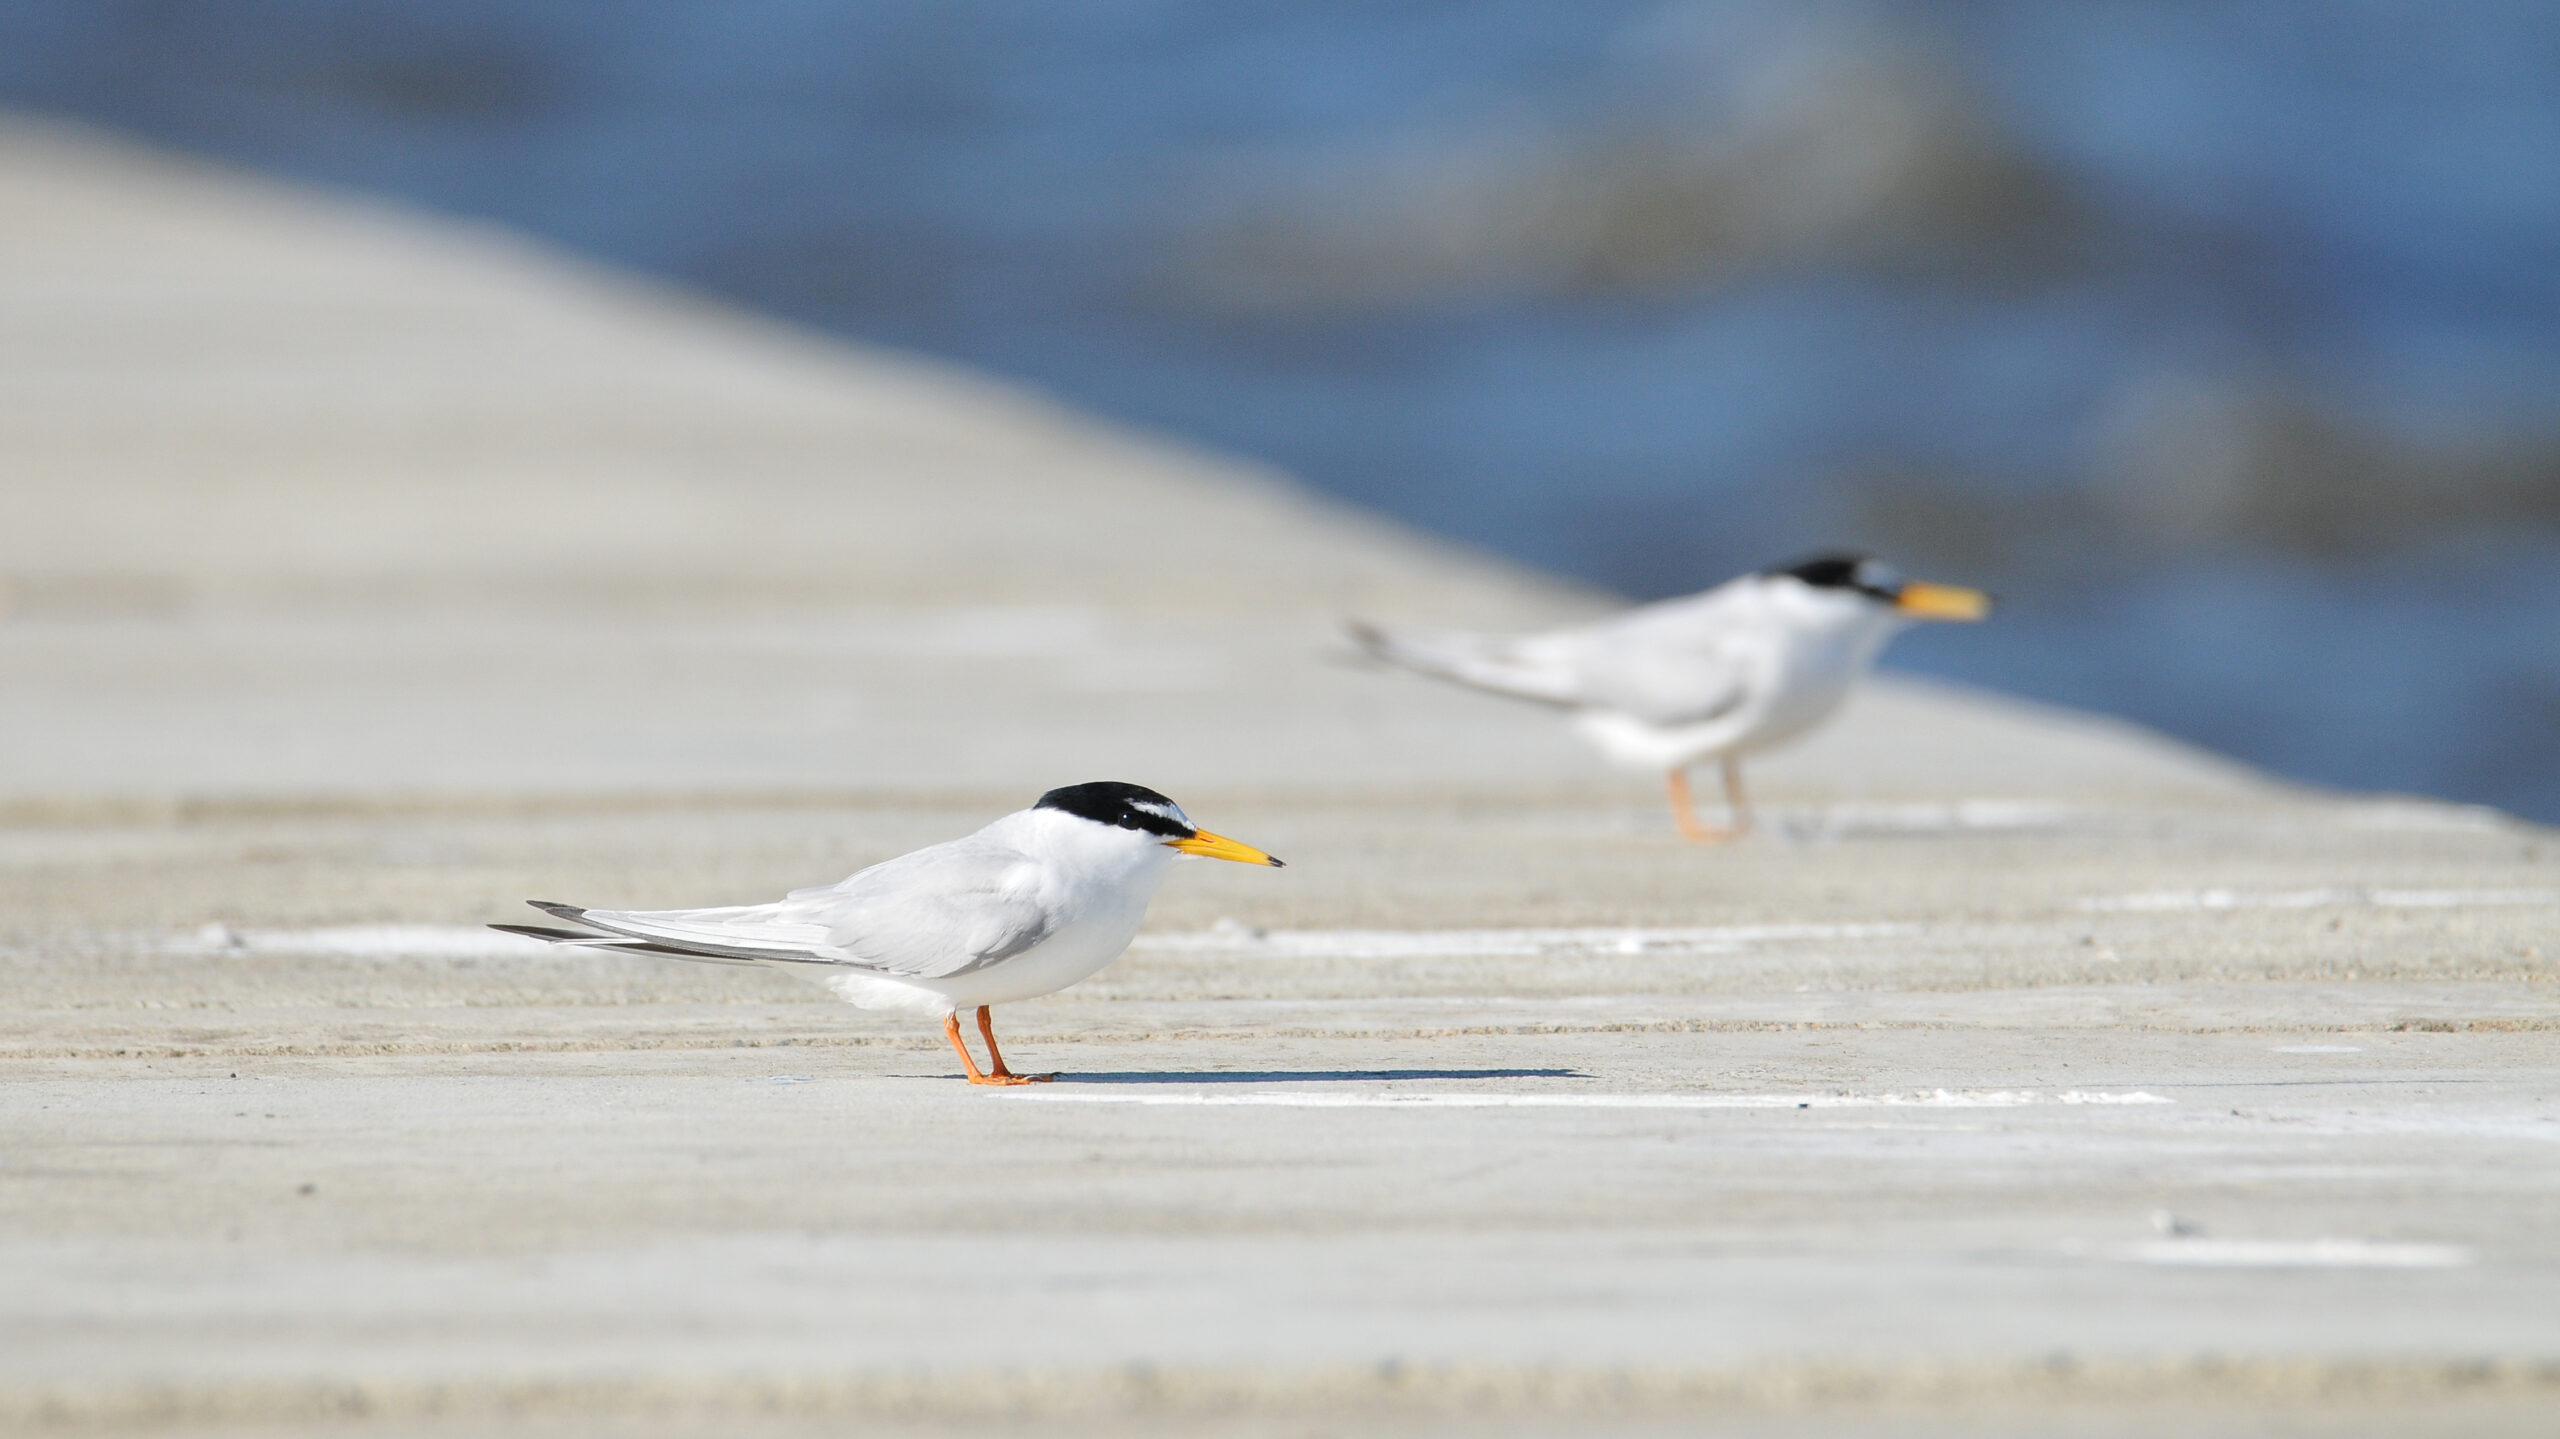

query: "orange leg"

left=1720, top=755, right=1754, bottom=835
left=944, top=1010, right=1053, bottom=1086
left=1665, top=766, right=1738, bottom=845
left=976, top=1006, right=1051, bottom=1082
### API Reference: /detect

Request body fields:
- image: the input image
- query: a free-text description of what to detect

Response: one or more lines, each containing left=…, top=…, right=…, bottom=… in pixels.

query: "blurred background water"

left=3, top=1, right=2554, bottom=817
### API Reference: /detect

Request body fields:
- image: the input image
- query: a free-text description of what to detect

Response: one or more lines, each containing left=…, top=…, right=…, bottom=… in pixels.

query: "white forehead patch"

left=1133, top=799, right=1190, bottom=829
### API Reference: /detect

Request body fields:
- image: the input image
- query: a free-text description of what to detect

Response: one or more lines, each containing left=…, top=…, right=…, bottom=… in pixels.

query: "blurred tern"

left=492, top=783, right=1281, bottom=1084
left=1352, top=553, right=1991, bottom=842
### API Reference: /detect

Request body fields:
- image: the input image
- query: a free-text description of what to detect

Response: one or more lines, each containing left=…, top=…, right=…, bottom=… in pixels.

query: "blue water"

left=4, top=2, right=2555, bottom=815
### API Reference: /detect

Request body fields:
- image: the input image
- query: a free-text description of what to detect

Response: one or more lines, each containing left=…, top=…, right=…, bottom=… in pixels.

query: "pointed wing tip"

left=488, top=922, right=597, bottom=944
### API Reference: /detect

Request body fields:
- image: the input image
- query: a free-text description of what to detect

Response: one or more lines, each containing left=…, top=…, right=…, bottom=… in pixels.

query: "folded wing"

left=806, top=842, right=1055, bottom=979
left=1564, top=598, right=1754, bottom=727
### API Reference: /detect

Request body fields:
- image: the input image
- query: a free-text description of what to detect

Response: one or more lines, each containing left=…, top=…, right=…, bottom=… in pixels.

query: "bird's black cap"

left=1035, top=781, right=1197, bottom=839
left=1767, top=551, right=1902, bottom=602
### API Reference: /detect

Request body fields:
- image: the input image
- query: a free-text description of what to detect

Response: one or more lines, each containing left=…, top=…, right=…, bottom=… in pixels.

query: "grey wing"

left=802, top=840, right=1055, bottom=980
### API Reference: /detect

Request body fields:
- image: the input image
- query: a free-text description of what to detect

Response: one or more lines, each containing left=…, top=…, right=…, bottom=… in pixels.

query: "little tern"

left=1352, top=553, right=1991, bottom=842
left=491, top=782, right=1282, bottom=1084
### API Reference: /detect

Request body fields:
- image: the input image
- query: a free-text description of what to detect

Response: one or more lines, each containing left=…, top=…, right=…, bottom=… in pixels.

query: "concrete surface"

left=1, top=117, right=2556, bottom=1437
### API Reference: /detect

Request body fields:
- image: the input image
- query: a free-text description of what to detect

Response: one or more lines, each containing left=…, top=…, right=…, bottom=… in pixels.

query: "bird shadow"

left=1051, top=1068, right=1585, bottom=1085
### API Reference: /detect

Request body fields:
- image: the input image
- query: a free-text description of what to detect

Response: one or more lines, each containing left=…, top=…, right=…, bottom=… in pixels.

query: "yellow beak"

left=1894, top=582, right=1993, bottom=621
left=1168, top=828, right=1286, bottom=867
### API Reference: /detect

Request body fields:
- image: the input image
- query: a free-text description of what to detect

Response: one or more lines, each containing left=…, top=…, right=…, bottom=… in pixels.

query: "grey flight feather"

left=1348, top=621, right=1580, bottom=708
left=487, top=920, right=768, bottom=966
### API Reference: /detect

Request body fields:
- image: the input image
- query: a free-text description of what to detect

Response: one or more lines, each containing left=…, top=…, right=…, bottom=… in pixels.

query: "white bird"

left=491, top=782, right=1281, bottom=1085
left=1351, top=553, right=1990, bottom=842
